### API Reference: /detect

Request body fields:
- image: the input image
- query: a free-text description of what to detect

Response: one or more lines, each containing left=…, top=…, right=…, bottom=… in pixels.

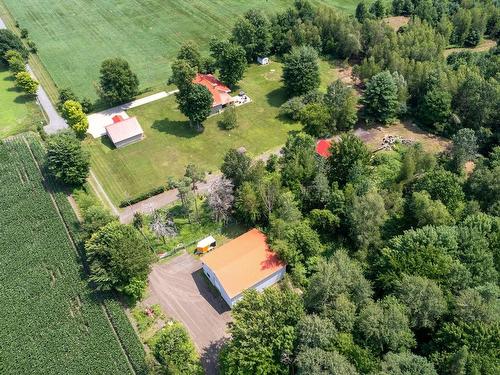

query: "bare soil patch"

left=357, top=121, right=451, bottom=154
left=383, top=16, right=410, bottom=31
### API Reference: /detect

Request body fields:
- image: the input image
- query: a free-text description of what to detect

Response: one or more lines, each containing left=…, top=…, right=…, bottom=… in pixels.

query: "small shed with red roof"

left=201, top=228, right=286, bottom=308
left=193, top=73, right=233, bottom=113
left=316, top=139, right=332, bottom=158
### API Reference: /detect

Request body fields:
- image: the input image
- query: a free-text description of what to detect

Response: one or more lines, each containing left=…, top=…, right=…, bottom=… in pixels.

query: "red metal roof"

left=316, top=139, right=332, bottom=158
left=193, top=73, right=232, bottom=107
left=112, top=115, right=124, bottom=123
left=201, top=229, right=285, bottom=298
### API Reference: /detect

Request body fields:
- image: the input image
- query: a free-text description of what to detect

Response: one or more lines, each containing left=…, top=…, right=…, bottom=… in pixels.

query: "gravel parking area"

left=145, top=252, right=231, bottom=374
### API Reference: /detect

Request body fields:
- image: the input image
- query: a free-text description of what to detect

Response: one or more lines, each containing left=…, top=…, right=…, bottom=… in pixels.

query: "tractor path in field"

left=0, top=16, right=68, bottom=134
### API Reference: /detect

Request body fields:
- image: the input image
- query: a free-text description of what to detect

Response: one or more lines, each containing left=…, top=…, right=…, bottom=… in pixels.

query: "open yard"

left=85, top=61, right=337, bottom=205
left=0, top=134, right=144, bottom=374
left=0, top=63, right=43, bottom=138
left=1, top=0, right=356, bottom=100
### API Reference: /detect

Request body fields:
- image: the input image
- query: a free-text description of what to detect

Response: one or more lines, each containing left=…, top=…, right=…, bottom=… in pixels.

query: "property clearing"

left=84, top=61, right=320, bottom=205
left=358, top=121, right=451, bottom=154
left=0, top=133, right=143, bottom=374
left=383, top=16, right=410, bottom=31
left=1, top=0, right=357, bottom=100
left=444, top=39, right=497, bottom=57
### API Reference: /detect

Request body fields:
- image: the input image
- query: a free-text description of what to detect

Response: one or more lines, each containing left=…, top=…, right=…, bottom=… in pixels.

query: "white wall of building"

left=202, top=264, right=286, bottom=308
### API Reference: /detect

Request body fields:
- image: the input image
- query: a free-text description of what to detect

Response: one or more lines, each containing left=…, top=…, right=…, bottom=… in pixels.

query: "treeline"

left=225, top=0, right=499, bottom=152
left=216, top=131, right=499, bottom=375
left=211, top=3, right=499, bottom=374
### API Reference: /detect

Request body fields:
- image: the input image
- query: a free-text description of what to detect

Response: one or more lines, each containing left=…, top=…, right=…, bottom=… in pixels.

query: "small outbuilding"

left=196, top=235, right=217, bottom=254
left=105, top=116, right=144, bottom=148
left=316, top=139, right=332, bottom=158
left=201, top=228, right=286, bottom=308
left=257, top=56, right=270, bottom=65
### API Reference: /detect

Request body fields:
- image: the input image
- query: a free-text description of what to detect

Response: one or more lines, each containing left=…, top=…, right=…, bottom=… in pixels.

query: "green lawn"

left=0, top=63, right=43, bottom=138
left=1, top=0, right=356, bottom=100
left=85, top=61, right=337, bottom=205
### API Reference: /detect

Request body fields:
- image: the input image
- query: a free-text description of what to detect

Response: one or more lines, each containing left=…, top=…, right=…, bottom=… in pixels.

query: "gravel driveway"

left=145, top=252, right=231, bottom=374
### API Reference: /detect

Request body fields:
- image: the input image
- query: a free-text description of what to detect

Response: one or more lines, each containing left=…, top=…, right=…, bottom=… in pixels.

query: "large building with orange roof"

left=201, top=228, right=286, bottom=308
left=193, top=73, right=233, bottom=113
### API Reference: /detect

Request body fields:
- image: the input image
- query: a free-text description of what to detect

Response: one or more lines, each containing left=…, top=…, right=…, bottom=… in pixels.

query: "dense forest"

left=211, top=1, right=500, bottom=374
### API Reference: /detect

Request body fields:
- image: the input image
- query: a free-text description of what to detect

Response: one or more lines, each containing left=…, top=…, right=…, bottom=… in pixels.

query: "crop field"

left=0, top=134, right=145, bottom=375
left=0, top=0, right=357, bottom=100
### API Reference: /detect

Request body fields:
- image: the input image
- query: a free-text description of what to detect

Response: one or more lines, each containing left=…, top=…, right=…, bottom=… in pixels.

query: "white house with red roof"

left=193, top=73, right=234, bottom=114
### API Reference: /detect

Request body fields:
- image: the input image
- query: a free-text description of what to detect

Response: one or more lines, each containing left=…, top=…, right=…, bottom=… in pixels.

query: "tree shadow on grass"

left=14, top=94, right=35, bottom=104
left=266, top=86, right=288, bottom=108
left=151, top=118, right=198, bottom=138
left=3, top=75, right=15, bottom=82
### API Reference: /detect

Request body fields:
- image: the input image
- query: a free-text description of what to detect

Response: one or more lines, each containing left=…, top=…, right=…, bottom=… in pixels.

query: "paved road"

left=25, top=66, right=68, bottom=134
left=0, top=16, right=68, bottom=134
left=144, top=252, right=231, bottom=375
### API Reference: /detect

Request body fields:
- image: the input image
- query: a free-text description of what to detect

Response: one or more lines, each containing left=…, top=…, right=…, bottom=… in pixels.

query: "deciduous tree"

left=97, top=58, right=139, bottom=105
left=15, top=71, right=38, bottom=95
left=62, top=100, right=89, bottom=137
left=85, top=222, right=154, bottom=300
left=151, top=322, right=203, bottom=375
left=46, top=132, right=90, bottom=185
left=356, top=296, right=415, bottom=355
left=176, top=83, right=213, bottom=131
left=209, top=39, right=246, bottom=87
left=282, top=46, right=320, bottom=96
left=219, top=288, right=304, bottom=375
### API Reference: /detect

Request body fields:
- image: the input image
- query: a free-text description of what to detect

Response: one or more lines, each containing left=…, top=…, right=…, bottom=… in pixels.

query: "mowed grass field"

left=85, top=61, right=337, bottom=205
left=0, top=134, right=139, bottom=374
left=1, top=0, right=357, bottom=100
left=0, top=63, right=43, bottom=138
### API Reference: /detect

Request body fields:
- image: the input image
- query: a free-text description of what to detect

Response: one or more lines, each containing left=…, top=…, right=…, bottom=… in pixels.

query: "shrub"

left=20, top=28, right=28, bottom=38
left=218, top=105, right=238, bottom=130
left=15, top=71, right=38, bottom=95
left=4, top=49, right=25, bottom=73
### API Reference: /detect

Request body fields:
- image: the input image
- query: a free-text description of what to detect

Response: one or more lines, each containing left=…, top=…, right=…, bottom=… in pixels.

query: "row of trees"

left=214, top=119, right=499, bottom=374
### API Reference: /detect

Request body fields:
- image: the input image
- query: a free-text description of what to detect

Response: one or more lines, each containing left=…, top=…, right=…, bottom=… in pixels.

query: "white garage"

left=201, top=228, right=286, bottom=308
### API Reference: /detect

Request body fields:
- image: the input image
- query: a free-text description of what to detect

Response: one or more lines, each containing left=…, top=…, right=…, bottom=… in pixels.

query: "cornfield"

left=0, top=134, right=145, bottom=375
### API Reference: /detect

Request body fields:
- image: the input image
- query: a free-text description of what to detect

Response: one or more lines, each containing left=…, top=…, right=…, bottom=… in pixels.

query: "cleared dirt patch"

left=357, top=121, right=451, bottom=154
left=444, top=39, right=497, bottom=57
left=383, top=16, right=410, bottom=31
left=145, top=252, right=231, bottom=375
